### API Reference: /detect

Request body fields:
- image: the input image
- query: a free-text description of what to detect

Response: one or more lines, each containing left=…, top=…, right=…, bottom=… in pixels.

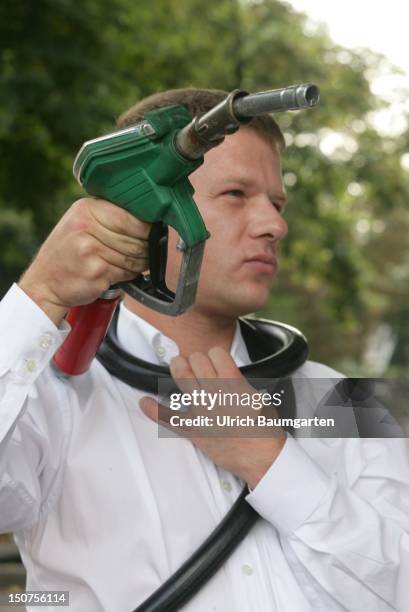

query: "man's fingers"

left=169, top=349, right=251, bottom=418
left=169, top=356, right=199, bottom=395
left=139, top=396, right=193, bottom=434
left=170, top=356, right=195, bottom=379
left=139, top=397, right=158, bottom=422
left=187, top=352, right=218, bottom=379
left=171, top=351, right=235, bottom=381
left=85, top=199, right=151, bottom=274
left=171, top=353, right=230, bottom=398
left=207, top=347, right=245, bottom=379
left=185, top=352, right=226, bottom=395
left=140, top=397, right=174, bottom=428
left=87, top=197, right=152, bottom=240
left=88, top=223, right=150, bottom=260
left=98, top=249, right=149, bottom=277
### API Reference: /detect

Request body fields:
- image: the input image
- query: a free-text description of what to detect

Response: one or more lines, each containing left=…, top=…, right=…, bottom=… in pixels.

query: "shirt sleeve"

left=246, top=435, right=409, bottom=611
left=0, top=284, right=70, bottom=532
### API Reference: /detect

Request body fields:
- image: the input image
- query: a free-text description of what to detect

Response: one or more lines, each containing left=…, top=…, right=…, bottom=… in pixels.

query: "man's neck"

left=123, top=295, right=237, bottom=358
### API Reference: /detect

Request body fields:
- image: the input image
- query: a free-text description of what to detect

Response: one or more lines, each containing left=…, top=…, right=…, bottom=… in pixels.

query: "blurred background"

left=1, top=0, right=409, bottom=377
left=1, top=1, right=409, bottom=602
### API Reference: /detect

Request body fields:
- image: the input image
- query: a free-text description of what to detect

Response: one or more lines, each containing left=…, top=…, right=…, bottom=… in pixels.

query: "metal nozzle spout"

left=233, top=83, right=320, bottom=118
left=175, top=83, right=320, bottom=160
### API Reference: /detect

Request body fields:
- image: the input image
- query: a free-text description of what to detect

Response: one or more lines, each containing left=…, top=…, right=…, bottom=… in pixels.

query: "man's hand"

left=19, top=198, right=151, bottom=325
left=140, top=347, right=287, bottom=489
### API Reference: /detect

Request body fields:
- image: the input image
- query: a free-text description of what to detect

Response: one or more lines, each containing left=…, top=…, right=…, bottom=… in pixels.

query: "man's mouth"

left=243, top=254, right=277, bottom=274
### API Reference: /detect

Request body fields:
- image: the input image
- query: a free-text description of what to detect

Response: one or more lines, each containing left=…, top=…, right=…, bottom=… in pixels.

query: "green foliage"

left=1, top=0, right=409, bottom=374
left=0, top=0, right=132, bottom=234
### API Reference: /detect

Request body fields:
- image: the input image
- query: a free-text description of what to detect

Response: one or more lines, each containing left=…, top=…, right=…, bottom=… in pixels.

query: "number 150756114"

left=0, top=591, right=69, bottom=607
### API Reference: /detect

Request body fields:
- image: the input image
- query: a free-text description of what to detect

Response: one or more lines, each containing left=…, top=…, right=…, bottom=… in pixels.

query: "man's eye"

left=272, top=201, right=285, bottom=214
left=223, top=190, right=244, bottom=198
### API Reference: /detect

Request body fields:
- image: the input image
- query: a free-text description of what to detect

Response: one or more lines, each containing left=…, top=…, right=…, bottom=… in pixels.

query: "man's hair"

left=117, top=87, right=285, bottom=152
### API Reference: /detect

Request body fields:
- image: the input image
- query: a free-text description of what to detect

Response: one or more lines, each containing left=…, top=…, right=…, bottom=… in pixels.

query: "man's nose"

left=249, top=195, right=288, bottom=242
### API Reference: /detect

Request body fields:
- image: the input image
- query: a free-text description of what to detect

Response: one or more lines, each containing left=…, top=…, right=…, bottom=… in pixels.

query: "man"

left=0, top=88, right=408, bottom=611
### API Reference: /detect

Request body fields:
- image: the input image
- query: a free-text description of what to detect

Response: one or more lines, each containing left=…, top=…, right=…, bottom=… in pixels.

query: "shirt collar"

left=116, top=302, right=251, bottom=367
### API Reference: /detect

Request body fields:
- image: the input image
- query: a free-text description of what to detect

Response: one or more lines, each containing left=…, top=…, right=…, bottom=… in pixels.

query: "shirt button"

left=25, top=358, right=37, bottom=373
left=156, top=345, right=166, bottom=358
left=222, top=480, right=232, bottom=492
left=39, top=334, right=54, bottom=350
left=242, top=564, right=254, bottom=576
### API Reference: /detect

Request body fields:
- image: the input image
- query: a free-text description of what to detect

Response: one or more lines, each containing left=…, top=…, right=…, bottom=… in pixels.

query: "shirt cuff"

left=0, top=283, right=70, bottom=381
left=245, top=436, right=330, bottom=534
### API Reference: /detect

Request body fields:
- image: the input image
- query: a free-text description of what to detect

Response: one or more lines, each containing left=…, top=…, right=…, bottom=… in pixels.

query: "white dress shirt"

left=1, top=283, right=409, bottom=612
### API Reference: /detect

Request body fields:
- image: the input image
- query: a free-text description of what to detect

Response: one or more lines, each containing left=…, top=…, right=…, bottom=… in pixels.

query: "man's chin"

left=194, top=279, right=273, bottom=317
left=225, top=286, right=272, bottom=317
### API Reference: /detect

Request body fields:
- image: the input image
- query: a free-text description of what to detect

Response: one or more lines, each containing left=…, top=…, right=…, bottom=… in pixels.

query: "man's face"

left=167, top=127, right=288, bottom=317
